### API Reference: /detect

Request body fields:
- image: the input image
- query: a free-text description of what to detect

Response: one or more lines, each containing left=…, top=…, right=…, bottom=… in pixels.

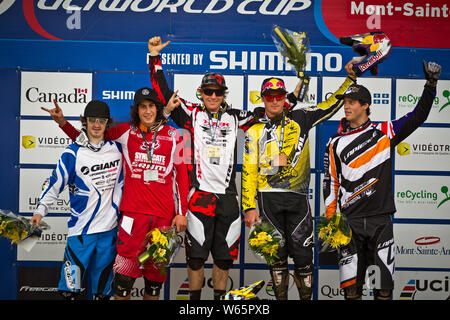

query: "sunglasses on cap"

left=202, top=88, right=225, bottom=96
left=263, top=93, right=286, bottom=102
left=87, top=117, right=108, bottom=125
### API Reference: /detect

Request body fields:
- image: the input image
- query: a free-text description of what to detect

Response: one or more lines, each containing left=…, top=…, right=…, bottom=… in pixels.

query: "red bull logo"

left=261, top=78, right=286, bottom=94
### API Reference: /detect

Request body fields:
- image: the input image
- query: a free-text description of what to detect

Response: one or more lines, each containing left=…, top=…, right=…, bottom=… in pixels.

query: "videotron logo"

left=396, top=142, right=410, bottom=156
left=22, top=136, right=36, bottom=149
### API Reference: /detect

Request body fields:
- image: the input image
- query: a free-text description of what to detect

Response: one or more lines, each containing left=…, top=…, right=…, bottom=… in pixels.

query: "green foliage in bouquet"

left=138, top=227, right=180, bottom=276
left=272, top=25, right=309, bottom=76
left=0, top=209, right=49, bottom=244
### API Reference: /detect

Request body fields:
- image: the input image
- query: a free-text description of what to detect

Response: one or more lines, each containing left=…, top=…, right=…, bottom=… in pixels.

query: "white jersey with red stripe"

left=323, top=84, right=436, bottom=219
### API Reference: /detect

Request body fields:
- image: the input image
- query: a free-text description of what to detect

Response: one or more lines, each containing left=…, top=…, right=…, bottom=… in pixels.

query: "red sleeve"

left=173, top=131, right=189, bottom=216
left=149, top=54, right=173, bottom=104
left=60, top=121, right=80, bottom=142
left=104, top=122, right=131, bottom=141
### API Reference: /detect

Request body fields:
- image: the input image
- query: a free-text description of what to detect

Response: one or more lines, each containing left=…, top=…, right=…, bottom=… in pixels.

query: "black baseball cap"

left=336, top=84, right=372, bottom=106
left=84, top=100, right=110, bottom=118
left=134, top=87, right=164, bottom=108
left=201, top=73, right=227, bottom=89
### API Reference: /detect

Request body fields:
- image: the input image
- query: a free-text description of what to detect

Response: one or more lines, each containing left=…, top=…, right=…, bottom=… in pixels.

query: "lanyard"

left=264, top=113, right=286, bottom=151
left=205, top=109, right=223, bottom=143
left=139, top=127, right=159, bottom=166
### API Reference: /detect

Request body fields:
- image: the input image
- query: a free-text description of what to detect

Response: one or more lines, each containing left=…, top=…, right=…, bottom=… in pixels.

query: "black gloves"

left=423, top=60, right=441, bottom=87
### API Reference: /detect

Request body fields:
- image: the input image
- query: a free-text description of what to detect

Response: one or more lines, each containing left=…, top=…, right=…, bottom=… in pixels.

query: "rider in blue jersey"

left=31, top=100, right=124, bottom=300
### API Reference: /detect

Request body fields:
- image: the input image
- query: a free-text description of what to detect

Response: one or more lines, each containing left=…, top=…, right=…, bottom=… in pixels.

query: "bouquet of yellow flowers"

left=138, top=226, right=181, bottom=276
left=248, top=221, right=281, bottom=266
left=0, top=209, right=49, bottom=244
left=317, top=213, right=352, bottom=251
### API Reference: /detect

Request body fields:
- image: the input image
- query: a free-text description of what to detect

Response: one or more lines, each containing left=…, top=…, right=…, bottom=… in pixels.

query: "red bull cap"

left=260, top=77, right=287, bottom=95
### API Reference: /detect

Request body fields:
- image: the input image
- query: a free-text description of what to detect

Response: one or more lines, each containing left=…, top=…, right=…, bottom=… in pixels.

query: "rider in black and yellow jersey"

left=242, top=62, right=357, bottom=300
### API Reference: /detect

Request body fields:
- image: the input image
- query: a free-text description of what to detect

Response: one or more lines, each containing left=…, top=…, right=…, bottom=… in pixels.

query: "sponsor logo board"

left=20, top=120, right=81, bottom=164
left=394, top=127, right=450, bottom=171
left=394, top=224, right=450, bottom=268
left=394, top=175, right=450, bottom=219
left=21, top=71, right=92, bottom=116
left=17, top=217, right=68, bottom=261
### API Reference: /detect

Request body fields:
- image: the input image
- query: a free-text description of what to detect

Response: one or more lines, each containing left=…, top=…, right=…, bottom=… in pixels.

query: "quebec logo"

left=373, top=92, right=390, bottom=105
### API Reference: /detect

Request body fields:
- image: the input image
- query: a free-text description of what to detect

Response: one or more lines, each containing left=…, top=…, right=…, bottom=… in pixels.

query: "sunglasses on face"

left=87, top=117, right=108, bottom=125
left=263, top=94, right=286, bottom=102
left=202, top=88, right=225, bottom=96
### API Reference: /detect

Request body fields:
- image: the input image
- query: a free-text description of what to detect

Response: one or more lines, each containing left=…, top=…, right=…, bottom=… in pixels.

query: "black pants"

left=338, top=214, right=395, bottom=290
left=257, top=191, right=313, bottom=267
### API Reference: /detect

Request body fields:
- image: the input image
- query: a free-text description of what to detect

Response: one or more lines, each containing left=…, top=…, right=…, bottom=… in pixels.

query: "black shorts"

left=257, top=191, right=314, bottom=267
left=185, top=189, right=240, bottom=263
left=338, top=214, right=395, bottom=290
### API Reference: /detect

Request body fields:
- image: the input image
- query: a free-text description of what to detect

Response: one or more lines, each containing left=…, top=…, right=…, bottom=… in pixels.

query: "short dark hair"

left=358, top=99, right=371, bottom=116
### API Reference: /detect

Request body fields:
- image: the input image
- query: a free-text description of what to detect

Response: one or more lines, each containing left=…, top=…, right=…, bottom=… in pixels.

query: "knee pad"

left=187, top=257, right=205, bottom=271
left=269, top=260, right=289, bottom=300
left=293, top=264, right=313, bottom=300
left=113, top=273, right=136, bottom=298
left=144, top=279, right=163, bottom=297
left=214, top=259, right=233, bottom=271
left=373, top=289, right=392, bottom=300
left=344, top=285, right=363, bottom=300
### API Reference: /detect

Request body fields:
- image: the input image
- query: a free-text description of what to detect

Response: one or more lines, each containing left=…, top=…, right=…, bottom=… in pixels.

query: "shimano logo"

left=210, top=50, right=342, bottom=72
left=102, top=90, right=134, bottom=100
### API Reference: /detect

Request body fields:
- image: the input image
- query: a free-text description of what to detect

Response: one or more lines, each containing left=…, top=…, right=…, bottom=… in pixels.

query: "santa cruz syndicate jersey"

left=149, top=55, right=256, bottom=195
left=241, top=77, right=355, bottom=212
left=323, top=84, right=436, bottom=219
left=36, top=140, right=123, bottom=237
left=61, top=122, right=189, bottom=219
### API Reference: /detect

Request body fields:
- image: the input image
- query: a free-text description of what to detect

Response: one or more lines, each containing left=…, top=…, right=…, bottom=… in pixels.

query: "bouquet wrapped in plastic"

left=0, top=209, right=49, bottom=244
left=317, top=213, right=352, bottom=251
left=137, top=226, right=181, bottom=276
left=248, top=221, right=281, bottom=266
left=222, top=280, right=265, bottom=300
left=271, top=25, right=310, bottom=101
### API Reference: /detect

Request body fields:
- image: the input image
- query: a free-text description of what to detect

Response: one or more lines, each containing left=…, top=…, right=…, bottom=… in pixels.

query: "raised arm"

left=148, top=36, right=195, bottom=130
left=388, top=61, right=441, bottom=146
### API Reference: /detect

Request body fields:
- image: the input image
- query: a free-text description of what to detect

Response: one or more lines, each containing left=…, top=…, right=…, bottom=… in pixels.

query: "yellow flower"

left=261, top=244, right=279, bottom=256
left=329, top=230, right=351, bottom=249
left=156, top=248, right=166, bottom=257
left=249, top=238, right=261, bottom=247
left=151, top=228, right=168, bottom=247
